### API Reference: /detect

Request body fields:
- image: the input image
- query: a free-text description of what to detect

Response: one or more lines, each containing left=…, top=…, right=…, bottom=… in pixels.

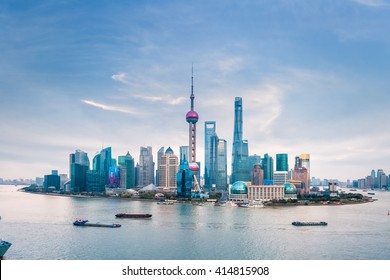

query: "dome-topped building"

left=284, top=182, right=298, bottom=199
left=229, top=181, right=249, bottom=201
left=230, top=181, right=248, bottom=194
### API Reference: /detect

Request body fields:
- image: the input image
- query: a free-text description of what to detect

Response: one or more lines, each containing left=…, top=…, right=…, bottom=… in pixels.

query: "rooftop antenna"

left=190, top=63, right=194, bottom=110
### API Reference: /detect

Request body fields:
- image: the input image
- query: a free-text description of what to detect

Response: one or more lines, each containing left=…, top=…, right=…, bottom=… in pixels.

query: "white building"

left=158, top=147, right=178, bottom=191
left=248, top=185, right=285, bottom=201
left=273, top=171, right=288, bottom=185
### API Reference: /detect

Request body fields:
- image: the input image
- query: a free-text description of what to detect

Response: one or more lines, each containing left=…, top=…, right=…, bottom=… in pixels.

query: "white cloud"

left=81, top=99, right=137, bottom=115
left=112, top=73, right=128, bottom=84
left=130, top=94, right=186, bottom=105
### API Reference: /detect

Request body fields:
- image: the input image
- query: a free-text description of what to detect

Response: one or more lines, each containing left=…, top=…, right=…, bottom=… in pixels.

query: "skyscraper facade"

left=179, top=146, right=189, bottom=164
left=92, top=147, right=112, bottom=186
left=204, top=121, right=216, bottom=187
left=118, top=152, right=135, bottom=189
left=299, top=154, right=310, bottom=192
left=216, top=138, right=228, bottom=190
left=209, top=134, right=219, bottom=186
left=208, top=134, right=228, bottom=191
left=248, top=154, right=261, bottom=170
left=276, top=154, right=288, bottom=172
left=293, top=167, right=308, bottom=194
left=44, top=172, right=60, bottom=192
left=69, top=149, right=90, bottom=193
left=156, top=147, right=164, bottom=186
left=251, top=163, right=264, bottom=186
left=231, top=97, right=250, bottom=183
left=109, top=166, right=120, bottom=188
left=158, top=147, right=179, bottom=191
left=262, top=153, right=274, bottom=181
left=86, top=170, right=106, bottom=194
left=138, top=146, right=154, bottom=187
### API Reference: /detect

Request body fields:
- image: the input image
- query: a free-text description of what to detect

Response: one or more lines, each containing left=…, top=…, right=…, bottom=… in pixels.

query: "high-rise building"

left=138, top=146, right=154, bottom=187
left=70, top=164, right=88, bottom=193
left=262, top=153, right=274, bottom=181
left=176, top=159, right=193, bottom=198
left=209, top=134, right=219, bottom=186
left=92, top=147, right=112, bottom=185
left=118, top=152, right=135, bottom=189
left=293, top=166, right=308, bottom=194
left=251, top=163, right=264, bottom=185
left=365, top=175, right=374, bottom=189
left=276, top=154, right=288, bottom=172
left=273, top=171, right=288, bottom=185
left=204, top=121, right=216, bottom=187
left=59, top=174, right=68, bottom=190
left=209, top=134, right=228, bottom=191
left=69, top=149, right=90, bottom=193
left=158, top=147, right=179, bottom=191
left=231, top=97, right=250, bottom=183
left=378, top=170, right=387, bottom=188
left=86, top=170, right=106, bottom=194
left=300, top=154, right=310, bottom=190
left=179, top=146, right=189, bottom=164
left=249, top=154, right=261, bottom=170
left=156, top=147, right=164, bottom=186
left=43, top=172, right=60, bottom=192
left=109, top=166, right=120, bottom=188
left=216, top=138, right=228, bottom=191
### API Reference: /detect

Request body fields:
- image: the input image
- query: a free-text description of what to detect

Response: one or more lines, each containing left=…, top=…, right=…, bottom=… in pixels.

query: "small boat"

left=292, top=221, right=328, bottom=226
left=73, top=219, right=121, bottom=228
left=237, top=202, right=250, bottom=208
left=225, top=201, right=238, bottom=207
left=115, top=213, right=152, bottom=218
left=249, top=201, right=265, bottom=208
left=157, top=201, right=174, bottom=205
left=0, top=239, right=12, bottom=257
left=368, top=192, right=375, bottom=195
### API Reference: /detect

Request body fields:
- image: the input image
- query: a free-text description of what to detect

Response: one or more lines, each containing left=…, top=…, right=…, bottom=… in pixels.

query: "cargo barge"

left=292, top=221, right=328, bottom=226
left=115, top=213, right=152, bottom=218
left=73, top=219, right=121, bottom=228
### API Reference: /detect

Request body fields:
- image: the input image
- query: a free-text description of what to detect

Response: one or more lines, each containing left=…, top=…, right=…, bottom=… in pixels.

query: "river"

left=1, top=185, right=389, bottom=260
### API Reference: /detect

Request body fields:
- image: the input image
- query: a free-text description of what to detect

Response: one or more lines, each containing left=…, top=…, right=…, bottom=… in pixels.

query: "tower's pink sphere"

left=189, top=162, right=200, bottom=171
left=186, top=110, right=199, bottom=123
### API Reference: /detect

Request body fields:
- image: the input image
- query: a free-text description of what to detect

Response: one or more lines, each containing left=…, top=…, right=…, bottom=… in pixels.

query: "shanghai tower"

left=231, top=97, right=250, bottom=183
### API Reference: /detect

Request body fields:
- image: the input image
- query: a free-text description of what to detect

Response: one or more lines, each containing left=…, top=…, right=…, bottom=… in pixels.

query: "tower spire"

left=190, top=64, right=194, bottom=110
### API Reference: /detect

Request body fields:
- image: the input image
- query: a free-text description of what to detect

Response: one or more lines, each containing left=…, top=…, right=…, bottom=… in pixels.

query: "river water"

left=1, top=185, right=389, bottom=260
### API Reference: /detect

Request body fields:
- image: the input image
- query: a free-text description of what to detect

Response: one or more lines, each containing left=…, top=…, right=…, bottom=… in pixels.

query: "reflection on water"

left=1, top=186, right=390, bottom=260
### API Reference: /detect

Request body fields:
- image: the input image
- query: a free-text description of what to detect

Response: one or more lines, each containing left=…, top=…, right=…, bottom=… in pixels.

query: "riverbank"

left=19, top=187, right=376, bottom=207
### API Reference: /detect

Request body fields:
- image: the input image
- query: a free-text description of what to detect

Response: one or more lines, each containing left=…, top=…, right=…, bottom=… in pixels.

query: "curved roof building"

left=230, top=181, right=248, bottom=194
left=284, top=182, right=297, bottom=194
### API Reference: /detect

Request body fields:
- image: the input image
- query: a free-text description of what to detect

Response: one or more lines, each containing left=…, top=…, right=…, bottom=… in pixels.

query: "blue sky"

left=1, top=0, right=390, bottom=181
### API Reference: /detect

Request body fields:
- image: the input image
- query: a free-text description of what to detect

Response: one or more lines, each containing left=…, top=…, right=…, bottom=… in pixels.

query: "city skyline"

left=1, top=1, right=390, bottom=181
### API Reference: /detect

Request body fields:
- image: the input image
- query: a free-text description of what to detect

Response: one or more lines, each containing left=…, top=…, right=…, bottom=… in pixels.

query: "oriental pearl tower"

left=186, top=67, right=201, bottom=192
